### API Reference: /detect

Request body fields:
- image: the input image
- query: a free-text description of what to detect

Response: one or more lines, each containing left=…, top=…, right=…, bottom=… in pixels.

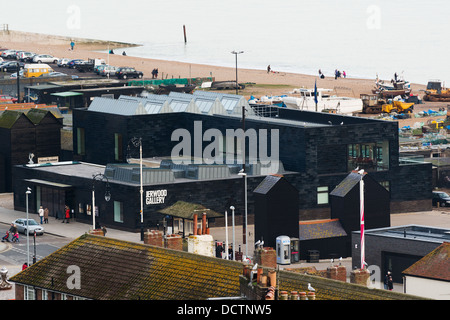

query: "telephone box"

left=290, top=238, right=299, bottom=263
left=276, top=236, right=291, bottom=265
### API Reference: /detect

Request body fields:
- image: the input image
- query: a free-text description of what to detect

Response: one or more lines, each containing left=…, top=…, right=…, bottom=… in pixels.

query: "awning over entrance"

left=24, top=179, right=72, bottom=189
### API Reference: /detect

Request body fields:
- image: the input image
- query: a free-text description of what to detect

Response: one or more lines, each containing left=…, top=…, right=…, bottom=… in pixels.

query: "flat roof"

left=353, top=224, right=450, bottom=244
left=23, top=161, right=105, bottom=180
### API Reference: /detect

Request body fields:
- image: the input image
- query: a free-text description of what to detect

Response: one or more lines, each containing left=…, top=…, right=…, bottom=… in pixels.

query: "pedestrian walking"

left=387, top=274, right=393, bottom=291
left=38, top=205, right=44, bottom=224
left=102, top=225, right=107, bottom=236
left=70, top=40, right=75, bottom=51
left=384, top=271, right=391, bottom=290
left=44, top=207, right=49, bottom=224
left=267, top=65, right=271, bottom=73
left=62, top=205, right=70, bottom=223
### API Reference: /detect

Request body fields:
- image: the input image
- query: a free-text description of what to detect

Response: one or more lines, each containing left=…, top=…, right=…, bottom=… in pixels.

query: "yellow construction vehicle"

left=361, top=94, right=386, bottom=114
left=423, top=80, right=450, bottom=102
left=382, top=100, right=414, bottom=113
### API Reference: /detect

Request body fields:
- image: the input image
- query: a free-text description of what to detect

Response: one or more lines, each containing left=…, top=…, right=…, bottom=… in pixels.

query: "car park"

left=432, top=191, right=450, bottom=207
left=12, top=218, right=44, bottom=235
left=33, top=54, right=59, bottom=64
left=115, top=67, right=143, bottom=79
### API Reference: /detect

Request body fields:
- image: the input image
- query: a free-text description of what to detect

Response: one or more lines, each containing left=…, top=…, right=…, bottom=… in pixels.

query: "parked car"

left=12, top=218, right=44, bottom=235
left=432, top=191, right=450, bottom=207
left=57, top=58, right=71, bottom=67
left=17, top=52, right=35, bottom=62
left=10, top=70, right=24, bottom=78
left=67, top=59, right=85, bottom=69
left=100, top=65, right=118, bottom=77
left=1, top=50, right=17, bottom=59
left=0, top=61, right=24, bottom=72
left=45, top=72, right=69, bottom=77
left=33, top=54, right=59, bottom=64
left=24, top=54, right=38, bottom=63
left=115, top=67, right=143, bottom=80
left=0, top=94, right=18, bottom=103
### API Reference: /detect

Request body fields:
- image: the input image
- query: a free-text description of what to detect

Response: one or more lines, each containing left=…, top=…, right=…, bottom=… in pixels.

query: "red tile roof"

left=403, top=242, right=450, bottom=281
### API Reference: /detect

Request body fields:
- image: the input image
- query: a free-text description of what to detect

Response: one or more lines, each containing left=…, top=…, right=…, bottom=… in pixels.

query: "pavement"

left=1, top=192, right=450, bottom=299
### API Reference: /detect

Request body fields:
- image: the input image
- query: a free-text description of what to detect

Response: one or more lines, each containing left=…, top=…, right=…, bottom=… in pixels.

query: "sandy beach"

left=0, top=31, right=427, bottom=100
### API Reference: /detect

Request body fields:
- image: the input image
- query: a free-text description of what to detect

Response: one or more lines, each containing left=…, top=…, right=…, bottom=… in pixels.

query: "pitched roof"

left=330, top=171, right=365, bottom=197
left=402, top=242, right=450, bottom=282
left=10, top=234, right=242, bottom=300
left=158, top=201, right=223, bottom=219
left=299, top=219, right=347, bottom=240
left=253, top=175, right=283, bottom=195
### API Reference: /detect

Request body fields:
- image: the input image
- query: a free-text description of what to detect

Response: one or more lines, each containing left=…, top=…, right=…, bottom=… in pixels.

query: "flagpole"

left=359, top=171, right=365, bottom=269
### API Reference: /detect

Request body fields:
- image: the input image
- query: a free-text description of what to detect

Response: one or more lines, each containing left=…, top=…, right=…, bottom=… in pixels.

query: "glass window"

left=317, top=186, right=329, bottom=205
left=114, top=133, right=123, bottom=161
left=78, top=203, right=84, bottom=214
left=114, top=201, right=123, bottom=223
left=42, top=289, right=48, bottom=300
left=25, top=286, right=35, bottom=300
left=77, top=128, right=85, bottom=155
left=348, top=141, right=389, bottom=172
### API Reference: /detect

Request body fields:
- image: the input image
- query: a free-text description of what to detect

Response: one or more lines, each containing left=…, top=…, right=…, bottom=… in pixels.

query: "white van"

left=23, top=64, right=53, bottom=78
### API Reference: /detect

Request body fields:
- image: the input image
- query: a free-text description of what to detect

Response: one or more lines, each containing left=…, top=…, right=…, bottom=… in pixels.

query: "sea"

left=1, top=0, right=449, bottom=85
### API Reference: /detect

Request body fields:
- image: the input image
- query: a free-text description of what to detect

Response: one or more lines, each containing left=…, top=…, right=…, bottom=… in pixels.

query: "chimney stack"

left=202, top=212, right=207, bottom=235
left=193, top=214, right=198, bottom=235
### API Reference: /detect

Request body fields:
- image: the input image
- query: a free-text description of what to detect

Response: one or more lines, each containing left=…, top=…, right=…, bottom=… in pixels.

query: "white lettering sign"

left=146, top=189, right=167, bottom=205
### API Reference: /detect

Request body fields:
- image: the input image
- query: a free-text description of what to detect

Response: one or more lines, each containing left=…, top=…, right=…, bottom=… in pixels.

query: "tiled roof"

left=299, top=219, right=347, bottom=240
left=10, top=234, right=242, bottom=300
left=402, top=242, right=450, bottom=281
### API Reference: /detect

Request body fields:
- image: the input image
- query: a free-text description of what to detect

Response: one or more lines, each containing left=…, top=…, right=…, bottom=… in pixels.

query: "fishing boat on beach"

left=281, top=88, right=363, bottom=115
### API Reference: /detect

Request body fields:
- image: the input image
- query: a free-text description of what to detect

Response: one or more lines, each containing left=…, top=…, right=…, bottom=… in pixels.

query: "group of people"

left=334, top=69, right=346, bottom=79
left=384, top=271, right=394, bottom=290
left=215, top=242, right=236, bottom=260
left=38, top=206, right=49, bottom=224
left=2, top=224, right=19, bottom=243
left=151, top=68, right=159, bottom=79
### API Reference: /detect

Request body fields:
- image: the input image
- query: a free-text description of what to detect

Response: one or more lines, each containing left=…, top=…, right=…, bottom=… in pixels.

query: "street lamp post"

left=25, top=187, right=31, bottom=266
left=224, top=210, right=228, bottom=260
left=230, top=206, right=236, bottom=261
left=238, top=169, right=248, bottom=259
left=231, top=51, right=244, bottom=95
left=92, top=173, right=111, bottom=231
left=128, top=137, right=144, bottom=240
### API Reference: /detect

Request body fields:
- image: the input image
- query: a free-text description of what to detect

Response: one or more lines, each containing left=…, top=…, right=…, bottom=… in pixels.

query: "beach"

left=0, top=31, right=427, bottom=100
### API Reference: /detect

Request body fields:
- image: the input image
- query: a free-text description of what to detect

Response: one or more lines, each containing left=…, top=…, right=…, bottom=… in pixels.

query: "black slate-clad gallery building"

left=12, top=93, right=433, bottom=244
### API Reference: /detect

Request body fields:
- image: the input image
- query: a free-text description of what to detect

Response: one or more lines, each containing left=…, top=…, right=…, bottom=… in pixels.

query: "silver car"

left=33, top=54, right=59, bottom=64
left=12, top=218, right=45, bottom=235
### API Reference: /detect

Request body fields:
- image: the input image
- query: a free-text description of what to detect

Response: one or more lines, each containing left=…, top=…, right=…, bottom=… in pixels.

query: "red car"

left=0, top=95, right=18, bottom=103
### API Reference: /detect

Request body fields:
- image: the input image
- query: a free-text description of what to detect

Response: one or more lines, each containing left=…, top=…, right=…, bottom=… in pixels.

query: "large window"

left=114, top=201, right=123, bottom=223
left=348, top=141, right=389, bottom=172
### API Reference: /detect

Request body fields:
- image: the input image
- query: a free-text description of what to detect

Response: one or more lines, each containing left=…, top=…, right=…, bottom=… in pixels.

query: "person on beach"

left=343, top=70, right=346, bottom=78
left=122, top=51, right=127, bottom=56
left=70, top=40, right=75, bottom=51
left=267, top=65, right=271, bottom=73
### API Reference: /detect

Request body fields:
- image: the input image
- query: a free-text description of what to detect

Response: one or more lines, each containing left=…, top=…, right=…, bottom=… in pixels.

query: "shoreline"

left=0, top=30, right=426, bottom=98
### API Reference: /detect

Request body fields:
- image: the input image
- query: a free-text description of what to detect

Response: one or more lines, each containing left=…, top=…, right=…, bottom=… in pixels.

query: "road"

left=0, top=223, right=71, bottom=267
